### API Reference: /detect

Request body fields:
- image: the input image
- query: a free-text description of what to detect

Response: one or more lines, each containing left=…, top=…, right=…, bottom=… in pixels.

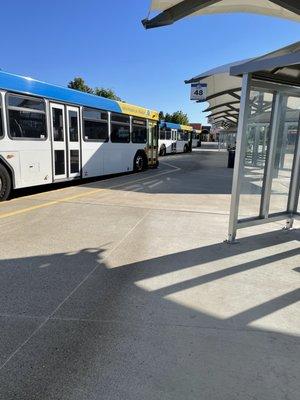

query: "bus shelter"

left=186, top=42, right=299, bottom=241
left=227, top=42, right=300, bottom=241
left=142, top=2, right=300, bottom=241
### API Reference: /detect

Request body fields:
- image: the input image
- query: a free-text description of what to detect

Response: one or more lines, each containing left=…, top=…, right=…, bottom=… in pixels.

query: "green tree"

left=164, top=113, right=172, bottom=122
left=159, top=111, right=165, bottom=121
left=170, top=110, right=189, bottom=125
left=94, top=87, right=121, bottom=101
left=68, top=77, right=94, bottom=94
left=68, top=77, right=122, bottom=101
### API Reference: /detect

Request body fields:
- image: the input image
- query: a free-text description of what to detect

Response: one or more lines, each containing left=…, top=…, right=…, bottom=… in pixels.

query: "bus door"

left=147, top=121, right=158, bottom=167
left=171, top=129, right=177, bottom=152
left=188, top=131, right=193, bottom=151
left=50, top=103, right=81, bottom=180
left=66, top=106, right=81, bottom=178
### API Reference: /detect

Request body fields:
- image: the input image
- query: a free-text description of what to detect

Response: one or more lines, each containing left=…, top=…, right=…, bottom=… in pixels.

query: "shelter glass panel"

left=238, top=89, right=274, bottom=219
left=269, top=95, right=300, bottom=214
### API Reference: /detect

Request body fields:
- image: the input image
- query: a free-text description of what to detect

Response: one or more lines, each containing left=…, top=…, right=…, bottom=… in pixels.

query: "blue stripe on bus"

left=0, top=70, right=122, bottom=113
left=159, top=121, right=181, bottom=130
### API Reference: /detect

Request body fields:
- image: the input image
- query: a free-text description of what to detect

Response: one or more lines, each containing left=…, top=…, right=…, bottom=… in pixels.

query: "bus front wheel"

left=0, top=164, right=12, bottom=201
left=133, top=152, right=147, bottom=172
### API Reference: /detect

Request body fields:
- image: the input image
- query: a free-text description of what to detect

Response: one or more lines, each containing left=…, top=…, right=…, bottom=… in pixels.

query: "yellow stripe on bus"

left=117, top=102, right=159, bottom=121
left=180, top=124, right=193, bottom=131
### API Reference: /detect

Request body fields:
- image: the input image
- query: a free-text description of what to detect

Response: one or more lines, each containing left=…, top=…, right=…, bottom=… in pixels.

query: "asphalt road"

left=0, top=150, right=299, bottom=400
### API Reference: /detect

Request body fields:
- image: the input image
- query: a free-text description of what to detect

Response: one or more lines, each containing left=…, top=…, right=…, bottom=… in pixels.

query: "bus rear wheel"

left=133, top=152, right=147, bottom=172
left=0, top=164, right=12, bottom=201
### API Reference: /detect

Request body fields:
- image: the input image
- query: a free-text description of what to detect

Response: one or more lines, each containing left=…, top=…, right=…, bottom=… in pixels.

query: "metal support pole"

left=285, top=112, right=300, bottom=229
left=259, top=93, right=283, bottom=218
left=227, top=74, right=252, bottom=243
left=253, top=93, right=264, bottom=166
left=252, top=127, right=259, bottom=166
left=262, top=125, right=268, bottom=162
left=280, top=124, right=289, bottom=169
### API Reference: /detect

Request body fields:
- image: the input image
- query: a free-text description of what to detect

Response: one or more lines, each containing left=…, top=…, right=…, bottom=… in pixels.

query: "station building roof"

left=143, top=0, right=300, bottom=29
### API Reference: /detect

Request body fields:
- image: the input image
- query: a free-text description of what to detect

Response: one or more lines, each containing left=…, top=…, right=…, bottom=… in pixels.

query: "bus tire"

left=0, top=164, right=12, bottom=201
left=133, top=151, right=147, bottom=172
left=159, top=145, right=166, bottom=156
left=183, top=144, right=188, bottom=153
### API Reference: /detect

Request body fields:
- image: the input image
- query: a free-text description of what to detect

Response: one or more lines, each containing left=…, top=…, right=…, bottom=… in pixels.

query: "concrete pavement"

left=0, top=150, right=299, bottom=399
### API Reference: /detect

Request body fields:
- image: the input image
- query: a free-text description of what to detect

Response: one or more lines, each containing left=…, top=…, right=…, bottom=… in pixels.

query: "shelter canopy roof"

left=185, top=41, right=300, bottom=128
left=143, top=0, right=300, bottom=28
left=185, top=60, right=243, bottom=127
left=231, top=41, right=300, bottom=86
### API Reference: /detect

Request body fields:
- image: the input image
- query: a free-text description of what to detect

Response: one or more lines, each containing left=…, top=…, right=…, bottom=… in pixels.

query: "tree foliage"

left=158, top=111, right=165, bottom=121
left=164, top=113, right=171, bottom=122
left=170, top=110, right=189, bottom=125
left=94, top=87, right=121, bottom=101
left=68, top=77, right=122, bottom=101
left=162, top=110, right=189, bottom=125
left=68, top=77, right=94, bottom=94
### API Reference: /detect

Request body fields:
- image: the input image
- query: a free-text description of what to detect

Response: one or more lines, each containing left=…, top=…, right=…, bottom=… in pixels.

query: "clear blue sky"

left=1, top=1, right=299, bottom=123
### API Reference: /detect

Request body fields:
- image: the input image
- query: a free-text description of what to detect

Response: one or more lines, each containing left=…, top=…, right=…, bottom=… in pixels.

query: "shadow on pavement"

left=0, top=229, right=299, bottom=399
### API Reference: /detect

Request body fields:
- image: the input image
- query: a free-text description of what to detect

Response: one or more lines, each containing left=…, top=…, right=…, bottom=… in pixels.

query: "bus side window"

left=160, top=130, right=166, bottom=140
left=83, top=107, right=108, bottom=142
left=177, top=130, right=183, bottom=141
left=7, top=94, right=47, bottom=140
left=111, top=113, right=130, bottom=143
left=132, top=118, right=147, bottom=143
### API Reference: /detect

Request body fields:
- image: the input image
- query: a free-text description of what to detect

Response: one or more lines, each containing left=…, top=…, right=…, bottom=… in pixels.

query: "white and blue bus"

left=158, top=122, right=192, bottom=156
left=0, top=71, right=159, bottom=200
left=191, top=129, right=201, bottom=148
